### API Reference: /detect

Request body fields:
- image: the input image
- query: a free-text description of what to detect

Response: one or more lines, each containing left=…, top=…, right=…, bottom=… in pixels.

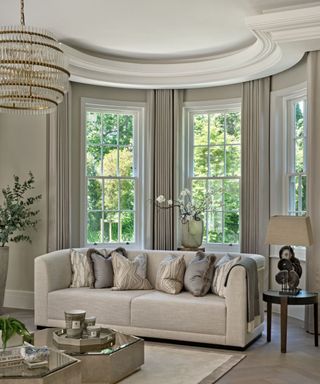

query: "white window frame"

left=270, top=83, right=307, bottom=260
left=182, top=99, right=241, bottom=252
left=80, top=98, right=146, bottom=249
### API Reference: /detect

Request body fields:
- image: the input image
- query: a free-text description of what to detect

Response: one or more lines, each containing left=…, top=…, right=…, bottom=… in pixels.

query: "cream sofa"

left=34, top=249, right=265, bottom=349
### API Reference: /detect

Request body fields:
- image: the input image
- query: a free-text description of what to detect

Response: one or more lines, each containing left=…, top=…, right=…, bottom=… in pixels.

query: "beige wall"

left=184, top=83, right=241, bottom=102
left=271, top=54, right=307, bottom=91
left=0, top=113, right=47, bottom=305
left=70, top=82, right=148, bottom=246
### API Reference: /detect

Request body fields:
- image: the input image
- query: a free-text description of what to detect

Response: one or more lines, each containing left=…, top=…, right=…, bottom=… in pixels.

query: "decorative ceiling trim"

left=65, top=5, right=320, bottom=89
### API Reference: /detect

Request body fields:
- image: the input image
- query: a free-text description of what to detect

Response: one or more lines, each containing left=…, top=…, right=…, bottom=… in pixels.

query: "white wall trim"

left=4, top=290, right=34, bottom=310
left=61, top=5, right=320, bottom=88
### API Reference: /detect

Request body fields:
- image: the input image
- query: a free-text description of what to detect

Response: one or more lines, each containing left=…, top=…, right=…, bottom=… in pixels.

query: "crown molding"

left=64, top=5, right=320, bottom=89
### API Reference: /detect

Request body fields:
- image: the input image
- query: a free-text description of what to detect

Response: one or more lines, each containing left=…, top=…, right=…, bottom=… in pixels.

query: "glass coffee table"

left=33, top=328, right=144, bottom=384
left=0, top=348, right=81, bottom=384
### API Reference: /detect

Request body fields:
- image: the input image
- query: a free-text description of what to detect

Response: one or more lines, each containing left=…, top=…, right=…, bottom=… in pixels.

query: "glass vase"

left=181, top=219, right=204, bottom=248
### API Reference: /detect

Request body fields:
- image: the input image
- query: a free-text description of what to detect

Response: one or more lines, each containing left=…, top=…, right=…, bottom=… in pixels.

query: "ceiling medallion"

left=0, top=0, right=69, bottom=114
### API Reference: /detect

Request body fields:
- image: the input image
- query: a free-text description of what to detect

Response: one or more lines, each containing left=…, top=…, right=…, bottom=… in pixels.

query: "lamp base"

left=279, top=288, right=301, bottom=296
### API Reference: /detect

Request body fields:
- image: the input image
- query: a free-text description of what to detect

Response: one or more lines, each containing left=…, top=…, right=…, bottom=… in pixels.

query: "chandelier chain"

left=20, top=0, right=25, bottom=26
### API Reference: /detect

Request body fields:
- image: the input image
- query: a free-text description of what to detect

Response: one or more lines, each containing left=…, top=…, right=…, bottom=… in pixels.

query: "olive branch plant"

left=0, top=172, right=42, bottom=247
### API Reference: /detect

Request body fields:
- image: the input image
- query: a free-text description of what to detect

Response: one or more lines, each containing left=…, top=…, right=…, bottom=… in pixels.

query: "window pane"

left=87, top=179, right=102, bottom=210
left=193, top=114, right=208, bottom=145
left=104, top=212, right=118, bottom=242
left=210, top=146, right=224, bottom=176
left=302, top=175, right=307, bottom=212
left=295, top=101, right=304, bottom=139
left=120, top=212, right=135, bottom=242
left=295, top=138, right=304, bottom=173
left=193, top=147, right=208, bottom=176
left=86, top=146, right=101, bottom=176
left=226, top=112, right=241, bottom=144
left=102, top=113, right=118, bottom=145
left=224, top=179, right=240, bottom=211
left=104, top=179, right=119, bottom=210
left=119, top=115, right=134, bottom=145
left=120, top=180, right=135, bottom=210
left=103, top=146, right=118, bottom=176
left=224, top=212, right=239, bottom=244
left=86, top=112, right=101, bottom=145
left=87, top=211, right=102, bottom=243
left=119, top=147, right=134, bottom=177
left=226, top=145, right=240, bottom=176
left=208, top=179, right=223, bottom=211
left=208, top=211, right=223, bottom=243
left=210, top=113, right=224, bottom=145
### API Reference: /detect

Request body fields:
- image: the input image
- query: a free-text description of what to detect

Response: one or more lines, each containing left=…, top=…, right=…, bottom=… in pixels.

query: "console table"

left=263, top=290, right=318, bottom=353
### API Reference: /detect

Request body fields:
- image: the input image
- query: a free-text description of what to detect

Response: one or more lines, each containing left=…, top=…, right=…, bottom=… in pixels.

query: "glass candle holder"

left=64, top=310, right=86, bottom=339
left=87, top=326, right=101, bottom=339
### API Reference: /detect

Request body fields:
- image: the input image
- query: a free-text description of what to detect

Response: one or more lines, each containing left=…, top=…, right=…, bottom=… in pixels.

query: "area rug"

left=120, top=342, right=246, bottom=384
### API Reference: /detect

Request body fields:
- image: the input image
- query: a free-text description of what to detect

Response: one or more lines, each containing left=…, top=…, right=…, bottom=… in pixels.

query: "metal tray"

left=53, top=328, right=116, bottom=350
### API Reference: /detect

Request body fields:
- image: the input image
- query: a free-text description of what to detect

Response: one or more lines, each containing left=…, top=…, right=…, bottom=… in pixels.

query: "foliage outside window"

left=287, top=99, right=307, bottom=216
left=190, top=110, right=241, bottom=245
left=85, top=109, right=137, bottom=245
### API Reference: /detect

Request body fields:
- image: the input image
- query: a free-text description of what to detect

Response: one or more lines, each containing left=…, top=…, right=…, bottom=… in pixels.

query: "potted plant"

left=0, top=172, right=42, bottom=309
left=154, top=188, right=221, bottom=248
left=0, top=316, right=31, bottom=350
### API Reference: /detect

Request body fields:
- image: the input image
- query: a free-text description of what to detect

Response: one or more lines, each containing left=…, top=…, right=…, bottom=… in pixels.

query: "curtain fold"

left=152, top=89, right=183, bottom=250
left=241, top=78, right=270, bottom=290
left=46, top=92, right=71, bottom=252
left=305, top=51, right=320, bottom=333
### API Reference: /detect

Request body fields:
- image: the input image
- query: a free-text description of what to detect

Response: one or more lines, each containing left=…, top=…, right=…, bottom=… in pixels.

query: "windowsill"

left=204, top=244, right=240, bottom=253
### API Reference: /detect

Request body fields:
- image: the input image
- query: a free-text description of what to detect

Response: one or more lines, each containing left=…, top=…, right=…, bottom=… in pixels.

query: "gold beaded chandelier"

left=0, top=0, right=70, bottom=114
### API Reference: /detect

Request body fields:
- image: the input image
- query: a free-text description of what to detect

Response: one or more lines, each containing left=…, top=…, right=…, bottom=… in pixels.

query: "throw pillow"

left=70, top=249, right=94, bottom=288
left=156, top=254, right=186, bottom=295
left=87, top=247, right=127, bottom=289
left=211, top=254, right=241, bottom=297
left=112, top=252, right=152, bottom=290
left=184, top=252, right=216, bottom=297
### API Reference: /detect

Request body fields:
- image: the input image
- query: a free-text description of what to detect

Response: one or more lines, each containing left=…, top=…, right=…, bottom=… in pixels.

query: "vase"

left=181, top=219, right=204, bottom=248
left=0, top=331, right=23, bottom=350
left=0, top=247, right=9, bottom=310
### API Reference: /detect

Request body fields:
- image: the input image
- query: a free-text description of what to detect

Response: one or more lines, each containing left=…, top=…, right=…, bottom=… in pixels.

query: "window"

left=287, top=98, right=307, bottom=216
left=185, top=102, right=241, bottom=249
left=82, top=100, right=145, bottom=247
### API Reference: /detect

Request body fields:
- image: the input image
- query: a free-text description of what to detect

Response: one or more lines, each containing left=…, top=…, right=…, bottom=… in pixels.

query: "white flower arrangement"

left=154, top=188, right=215, bottom=223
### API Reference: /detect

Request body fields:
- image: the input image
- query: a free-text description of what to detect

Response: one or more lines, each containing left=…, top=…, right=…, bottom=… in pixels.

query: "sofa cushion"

left=212, top=254, right=241, bottom=297
left=131, top=291, right=226, bottom=335
left=155, top=255, right=186, bottom=294
left=184, top=252, right=216, bottom=297
left=112, top=253, right=152, bottom=290
left=70, top=249, right=94, bottom=288
left=48, top=288, right=152, bottom=326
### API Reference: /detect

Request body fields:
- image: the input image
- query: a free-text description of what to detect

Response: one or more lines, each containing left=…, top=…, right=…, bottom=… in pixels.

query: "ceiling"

left=1, top=0, right=320, bottom=87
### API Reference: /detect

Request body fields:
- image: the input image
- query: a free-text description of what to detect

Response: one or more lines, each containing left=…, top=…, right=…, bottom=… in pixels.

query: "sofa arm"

left=224, top=254, right=265, bottom=347
left=34, top=250, right=72, bottom=326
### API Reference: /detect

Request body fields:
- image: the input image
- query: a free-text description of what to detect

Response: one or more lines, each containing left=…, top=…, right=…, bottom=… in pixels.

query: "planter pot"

left=0, top=246, right=9, bottom=309
left=0, top=331, right=23, bottom=350
left=181, top=219, right=204, bottom=248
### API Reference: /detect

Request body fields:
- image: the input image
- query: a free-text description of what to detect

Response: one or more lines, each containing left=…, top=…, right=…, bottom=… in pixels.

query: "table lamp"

left=266, top=215, right=313, bottom=295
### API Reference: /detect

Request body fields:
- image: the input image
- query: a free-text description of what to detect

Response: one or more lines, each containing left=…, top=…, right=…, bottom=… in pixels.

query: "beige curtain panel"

left=305, top=51, right=320, bottom=334
left=240, top=77, right=270, bottom=290
left=152, top=89, right=183, bottom=250
left=46, top=91, right=71, bottom=252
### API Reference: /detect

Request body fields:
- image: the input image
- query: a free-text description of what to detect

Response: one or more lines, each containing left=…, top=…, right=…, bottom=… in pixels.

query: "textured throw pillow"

left=70, top=249, right=94, bottom=288
left=211, top=254, right=241, bottom=297
left=184, top=252, right=216, bottom=297
left=112, top=252, right=152, bottom=290
left=156, top=254, right=186, bottom=295
left=87, top=247, right=127, bottom=289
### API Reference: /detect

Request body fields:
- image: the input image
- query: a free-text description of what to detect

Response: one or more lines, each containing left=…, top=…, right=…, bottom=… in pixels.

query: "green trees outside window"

left=191, top=111, right=241, bottom=245
left=86, top=111, right=135, bottom=244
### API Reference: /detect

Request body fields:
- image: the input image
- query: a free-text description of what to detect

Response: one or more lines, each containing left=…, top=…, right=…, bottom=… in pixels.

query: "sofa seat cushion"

left=48, top=288, right=153, bottom=326
left=131, top=291, right=226, bottom=335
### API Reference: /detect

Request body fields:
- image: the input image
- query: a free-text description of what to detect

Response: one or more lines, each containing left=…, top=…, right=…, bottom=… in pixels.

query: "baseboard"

left=3, top=289, right=34, bottom=310
left=272, top=305, right=305, bottom=321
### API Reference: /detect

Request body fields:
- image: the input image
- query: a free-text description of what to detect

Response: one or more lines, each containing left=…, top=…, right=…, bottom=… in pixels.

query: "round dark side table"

left=263, top=290, right=318, bottom=353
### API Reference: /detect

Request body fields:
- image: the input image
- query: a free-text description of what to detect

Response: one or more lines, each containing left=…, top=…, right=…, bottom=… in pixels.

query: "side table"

left=263, top=290, right=318, bottom=353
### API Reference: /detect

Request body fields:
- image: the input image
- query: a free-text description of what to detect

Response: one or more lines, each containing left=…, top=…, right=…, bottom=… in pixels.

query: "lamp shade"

left=266, top=215, right=313, bottom=246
